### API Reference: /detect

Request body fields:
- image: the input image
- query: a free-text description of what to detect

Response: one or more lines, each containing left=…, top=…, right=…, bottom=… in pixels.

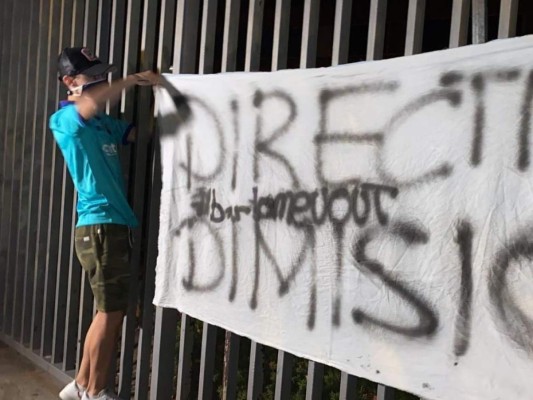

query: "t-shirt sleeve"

left=109, top=118, right=134, bottom=145
left=49, top=104, right=86, bottom=137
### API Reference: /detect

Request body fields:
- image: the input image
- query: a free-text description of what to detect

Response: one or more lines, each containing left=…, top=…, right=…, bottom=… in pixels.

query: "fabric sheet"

left=154, top=36, right=533, bottom=400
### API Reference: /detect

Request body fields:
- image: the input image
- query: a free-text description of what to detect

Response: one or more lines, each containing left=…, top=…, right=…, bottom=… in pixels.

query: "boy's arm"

left=77, top=70, right=160, bottom=121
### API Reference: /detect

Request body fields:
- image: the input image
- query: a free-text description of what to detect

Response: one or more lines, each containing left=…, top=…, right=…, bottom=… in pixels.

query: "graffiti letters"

left=162, top=66, right=533, bottom=359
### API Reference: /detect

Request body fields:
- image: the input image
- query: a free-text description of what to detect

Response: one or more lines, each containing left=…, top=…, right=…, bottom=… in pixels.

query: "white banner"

left=154, top=36, right=533, bottom=400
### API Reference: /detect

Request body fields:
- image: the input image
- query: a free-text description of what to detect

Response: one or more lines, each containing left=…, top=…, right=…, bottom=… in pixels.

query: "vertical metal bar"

left=9, top=0, right=32, bottom=341
left=0, top=0, right=12, bottom=105
left=201, top=0, right=246, bottom=399
left=156, top=0, right=178, bottom=75
left=333, top=2, right=361, bottom=388
left=219, top=0, right=248, bottom=382
left=96, top=0, right=113, bottom=115
left=62, top=0, right=86, bottom=372
left=43, top=139, right=63, bottom=359
left=121, top=0, right=141, bottom=122
left=108, top=0, right=141, bottom=386
left=140, top=1, right=178, bottom=397
left=220, top=0, right=247, bottom=378
left=245, top=0, right=265, bottom=72
left=302, top=1, right=330, bottom=397
left=96, top=0, right=112, bottom=57
left=404, top=0, right=426, bottom=55
left=247, top=340, right=264, bottom=400
left=72, top=0, right=87, bottom=45
left=112, top=0, right=131, bottom=184
left=300, top=0, right=320, bottom=68
left=0, top=3, right=21, bottom=335
left=21, top=0, right=44, bottom=346
left=0, top=0, right=14, bottom=333
left=0, top=0, right=12, bottom=119
left=107, top=0, right=128, bottom=117
left=365, top=11, right=400, bottom=392
left=8, top=1, right=28, bottom=340
left=83, top=0, right=98, bottom=49
left=498, top=0, right=518, bottom=38
left=173, top=3, right=201, bottom=398
left=199, top=0, right=219, bottom=74
left=110, top=0, right=129, bottom=179
left=449, top=0, right=471, bottom=48
left=0, top=0, right=5, bottom=328
left=222, top=331, right=240, bottom=400
left=0, top=0, right=12, bottom=176
left=62, top=203, right=82, bottom=371
left=1, top=0, right=17, bottom=336
left=377, top=384, right=396, bottom=400
left=198, top=322, right=217, bottom=399
left=367, top=0, right=388, bottom=60
left=220, top=0, right=245, bottom=395
left=177, top=314, right=194, bottom=400
left=76, top=277, right=93, bottom=370
left=221, top=0, right=241, bottom=72
left=472, top=0, right=487, bottom=44
left=4, top=3, right=27, bottom=339
left=174, top=0, right=201, bottom=74
left=39, top=0, right=62, bottom=358
left=272, top=0, right=291, bottom=71
left=339, top=372, right=357, bottom=399
left=54, top=141, right=76, bottom=364
left=29, top=0, right=52, bottom=352
left=51, top=0, right=75, bottom=365
left=118, top=0, right=159, bottom=395
left=332, top=0, right=353, bottom=65
left=95, top=5, right=113, bottom=251
left=149, top=308, right=179, bottom=400
left=305, top=362, right=324, bottom=400
left=75, top=0, right=99, bottom=367
left=274, top=350, right=294, bottom=400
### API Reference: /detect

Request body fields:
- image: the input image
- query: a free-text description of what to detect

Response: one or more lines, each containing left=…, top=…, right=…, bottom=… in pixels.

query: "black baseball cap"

left=57, top=47, right=116, bottom=79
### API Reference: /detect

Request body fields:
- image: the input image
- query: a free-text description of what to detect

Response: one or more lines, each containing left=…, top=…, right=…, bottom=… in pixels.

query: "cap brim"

left=80, top=63, right=117, bottom=76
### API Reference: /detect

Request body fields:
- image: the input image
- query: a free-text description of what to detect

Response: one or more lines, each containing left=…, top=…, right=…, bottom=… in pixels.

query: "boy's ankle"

left=75, top=380, right=87, bottom=390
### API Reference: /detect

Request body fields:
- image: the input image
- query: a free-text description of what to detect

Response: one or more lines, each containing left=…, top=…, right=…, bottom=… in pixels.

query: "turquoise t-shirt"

left=49, top=101, right=138, bottom=228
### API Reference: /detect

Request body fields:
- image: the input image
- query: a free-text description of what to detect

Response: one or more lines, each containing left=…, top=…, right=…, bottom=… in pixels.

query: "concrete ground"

left=0, top=341, right=63, bottom=400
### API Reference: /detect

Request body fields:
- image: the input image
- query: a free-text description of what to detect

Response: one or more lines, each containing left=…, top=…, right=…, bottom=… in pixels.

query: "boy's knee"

left=96, top=310, right=124, bottom=330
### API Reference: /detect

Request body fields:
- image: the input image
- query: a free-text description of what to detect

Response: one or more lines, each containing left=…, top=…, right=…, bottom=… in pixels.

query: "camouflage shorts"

left=75, top=224, right=131, bottom=312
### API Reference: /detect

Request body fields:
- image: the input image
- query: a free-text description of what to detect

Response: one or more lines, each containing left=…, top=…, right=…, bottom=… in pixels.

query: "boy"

left=50, top=47, right=159, bottom=400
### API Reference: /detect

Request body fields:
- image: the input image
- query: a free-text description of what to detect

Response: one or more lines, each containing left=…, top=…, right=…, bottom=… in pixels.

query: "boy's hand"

left=130, top=70, right=161, bottom=86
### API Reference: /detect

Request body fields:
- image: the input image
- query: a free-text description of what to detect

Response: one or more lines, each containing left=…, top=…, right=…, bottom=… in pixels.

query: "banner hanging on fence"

left=154, top=36, right=533, bottom=400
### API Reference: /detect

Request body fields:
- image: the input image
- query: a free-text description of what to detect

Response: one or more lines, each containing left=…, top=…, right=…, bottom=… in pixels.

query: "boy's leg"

left=74, top=224, right=131, bottom=397
left=76, top=308, right=120, bottom=389
left=75, top=319, right=94, bottom=388
left=85, top=310, right=124, bottom=396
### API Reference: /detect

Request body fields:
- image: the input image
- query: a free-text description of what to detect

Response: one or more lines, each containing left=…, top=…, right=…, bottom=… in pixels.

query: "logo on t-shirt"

left=102, top=143, right=118, bottom=156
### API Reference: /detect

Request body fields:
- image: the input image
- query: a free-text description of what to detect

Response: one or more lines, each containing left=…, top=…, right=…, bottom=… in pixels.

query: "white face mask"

left=67, top=77, right=107, bottom=96
left=67, top=84, right=84, bottom=96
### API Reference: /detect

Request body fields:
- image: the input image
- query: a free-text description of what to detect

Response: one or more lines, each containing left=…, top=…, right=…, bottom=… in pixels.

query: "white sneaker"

left=81, top=390, right=124, bottom=400
left=59, top=380, right=86, bottom=400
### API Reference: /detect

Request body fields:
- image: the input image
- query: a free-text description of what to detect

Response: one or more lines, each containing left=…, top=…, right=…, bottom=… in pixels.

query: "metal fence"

left=0, top=0, right=529, bottom=399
